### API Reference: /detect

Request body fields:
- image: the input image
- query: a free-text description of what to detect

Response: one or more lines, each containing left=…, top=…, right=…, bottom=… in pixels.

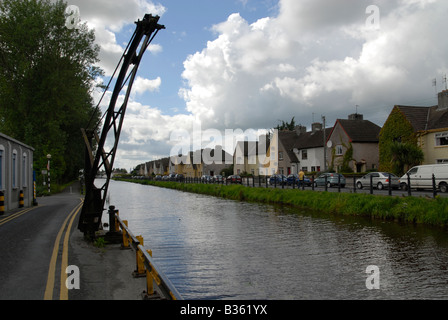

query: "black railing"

left=134, top=173, right=448, bottom=199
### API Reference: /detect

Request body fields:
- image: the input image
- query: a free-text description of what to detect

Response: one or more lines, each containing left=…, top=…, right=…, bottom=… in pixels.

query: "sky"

left=66, top=0, right=448, bottom=171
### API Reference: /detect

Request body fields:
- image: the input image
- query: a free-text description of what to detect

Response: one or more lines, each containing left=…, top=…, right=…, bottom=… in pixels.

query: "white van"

left=399, top=164, right=448, bottom=193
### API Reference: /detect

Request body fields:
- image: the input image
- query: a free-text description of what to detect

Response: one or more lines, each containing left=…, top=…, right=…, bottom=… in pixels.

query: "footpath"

left=68, top=224, right=147, bottom=300
left=63, top=183, right=147, bottom=300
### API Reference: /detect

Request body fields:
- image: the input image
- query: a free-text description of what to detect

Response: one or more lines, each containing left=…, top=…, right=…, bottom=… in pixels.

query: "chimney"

left=348, top=113, right=363, bottom=120
left=311, top=122, right=322, bottom=132
left=294, top=125, right=307, bottom=135
left=438, top=90, right=448, bottom=110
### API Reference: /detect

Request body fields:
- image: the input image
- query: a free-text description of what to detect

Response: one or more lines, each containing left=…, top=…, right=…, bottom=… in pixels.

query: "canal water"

left=107, top=180, right=448, bottom=300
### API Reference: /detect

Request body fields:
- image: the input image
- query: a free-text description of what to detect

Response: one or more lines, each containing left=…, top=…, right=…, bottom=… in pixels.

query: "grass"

left=115, top=179, right=448, bottom=228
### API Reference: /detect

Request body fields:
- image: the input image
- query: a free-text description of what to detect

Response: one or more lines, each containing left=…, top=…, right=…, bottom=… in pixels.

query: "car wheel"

left=314, top=182, right=318, bottom=188
left=400, top=183, right=408, bottom=191
left=327, top=182, right=331, bottom=188
left=440, top=182, right=447, bottom=193
left=357, top=182, right=363, bottom=189
left=377, top=182, right=383, bottom=190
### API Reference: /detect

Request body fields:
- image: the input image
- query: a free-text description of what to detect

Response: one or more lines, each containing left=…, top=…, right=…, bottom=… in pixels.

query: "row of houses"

left=137, top=90, right=448, bottom=177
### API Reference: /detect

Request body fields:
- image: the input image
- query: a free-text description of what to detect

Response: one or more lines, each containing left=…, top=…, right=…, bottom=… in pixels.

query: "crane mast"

left=78, top=14, right=164, bottom=236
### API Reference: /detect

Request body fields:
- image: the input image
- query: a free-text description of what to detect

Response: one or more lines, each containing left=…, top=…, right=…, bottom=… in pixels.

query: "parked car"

left=313, top=173, right=346, bottom=188
left=269, top=174, right=287, bottom=185
left=213, top=175, right=224, bottom=183
left=226, top=175, right=242, bottom=184
left=155, top=175, right=162, bottom=181
left=399, top=164, right=448, bottom=192
left=356, top=172, right=400, bottom=190
left=175, top=174, right=184, bottom=181
left=168, top=173, right=177, bottom=181
left=287, top=174, right=312, bottom=186
left=201, top=175, right=213, bottom=183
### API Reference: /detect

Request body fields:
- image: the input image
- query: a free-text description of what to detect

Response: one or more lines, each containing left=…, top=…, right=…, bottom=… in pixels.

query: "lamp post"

left=47, top=154, right=51, bottom=194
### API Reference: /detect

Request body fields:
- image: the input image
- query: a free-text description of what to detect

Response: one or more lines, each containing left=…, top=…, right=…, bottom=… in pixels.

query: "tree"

left=276, top=117, right=296, bottom=131
left=0, top=0, right=102, bottom=183
left=378, top=106, right=417, bottom=172
left=389, top=141, right=424, bottom=176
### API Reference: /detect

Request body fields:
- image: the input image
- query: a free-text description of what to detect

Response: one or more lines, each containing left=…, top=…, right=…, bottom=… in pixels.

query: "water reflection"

left=108, top=180, right=448, bottom=300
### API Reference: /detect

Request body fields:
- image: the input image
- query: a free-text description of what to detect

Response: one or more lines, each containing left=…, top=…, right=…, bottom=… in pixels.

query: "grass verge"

left=115, top=179, right=448, bottom=227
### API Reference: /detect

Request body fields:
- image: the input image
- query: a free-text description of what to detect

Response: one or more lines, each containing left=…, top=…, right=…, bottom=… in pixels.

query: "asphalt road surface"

left=0, top=184, right=145, bottom=300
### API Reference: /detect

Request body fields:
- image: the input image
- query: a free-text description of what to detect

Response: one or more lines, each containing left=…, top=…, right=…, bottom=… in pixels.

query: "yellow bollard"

left=19, top=190, right=24, bottom=208
left=0, top=191, right=4, bottom=215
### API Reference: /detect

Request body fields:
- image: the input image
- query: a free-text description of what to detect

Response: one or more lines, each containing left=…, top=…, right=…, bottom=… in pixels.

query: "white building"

left=0, top=132, right=35, bottom=212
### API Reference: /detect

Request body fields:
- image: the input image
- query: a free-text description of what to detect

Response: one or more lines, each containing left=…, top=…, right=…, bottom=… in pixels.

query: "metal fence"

left=159, top=173, right=448, bottom=199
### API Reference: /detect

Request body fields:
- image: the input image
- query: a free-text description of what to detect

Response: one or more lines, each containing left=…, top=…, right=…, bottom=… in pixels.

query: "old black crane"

left=78, top=14, right=164, bottom=236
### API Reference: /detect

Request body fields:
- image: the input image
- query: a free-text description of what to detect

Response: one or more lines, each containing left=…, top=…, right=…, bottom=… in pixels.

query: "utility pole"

left=322, top=116, right=327, bottom=171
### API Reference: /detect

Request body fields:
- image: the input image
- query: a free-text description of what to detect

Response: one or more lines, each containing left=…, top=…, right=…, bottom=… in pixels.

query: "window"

left=302, top=149, right=308, bottom=160
left=435, top=132, right=448, bottom=146
left=302, top=167, right=308, bottom=172
left=278, top=151, right=284, bottom=161
left=12, top=151, right=17, bottom=188
left=437, top=159, right=448, bottom=164
left=22, top=153, right=27, bottom=187
left=0, top=149, right=3, bottom=190
left=336, top=145, right=343, bottom=156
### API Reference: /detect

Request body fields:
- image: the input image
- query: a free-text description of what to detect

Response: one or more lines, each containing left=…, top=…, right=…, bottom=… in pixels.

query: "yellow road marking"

left=59, top=202, right=82, bottom=300
left=0, top=207, right=38, bottom=227
left=44, top=200, right=83, bottom=300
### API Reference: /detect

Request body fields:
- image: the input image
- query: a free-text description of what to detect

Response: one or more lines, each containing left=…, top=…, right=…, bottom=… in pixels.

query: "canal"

left=107, top=180, right=448, bottom=300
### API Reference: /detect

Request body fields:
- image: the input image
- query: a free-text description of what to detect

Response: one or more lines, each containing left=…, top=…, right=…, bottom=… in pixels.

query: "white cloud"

left=133, top=76, right=162, bottom=95
left=69, top=0, right=166, bottom=76
left=179, top=0, right=448, bottom=132
left=79, top=0, right=448, bottom=170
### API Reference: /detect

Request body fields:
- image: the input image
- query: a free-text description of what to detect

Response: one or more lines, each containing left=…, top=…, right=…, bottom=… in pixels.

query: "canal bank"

left=115, top=179, right=448, bottom=228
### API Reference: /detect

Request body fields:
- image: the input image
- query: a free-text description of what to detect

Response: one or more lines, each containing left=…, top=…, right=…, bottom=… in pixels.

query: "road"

left=0, top=184, right=83, bottom=299
left=0, top=183, right=146, bottom=300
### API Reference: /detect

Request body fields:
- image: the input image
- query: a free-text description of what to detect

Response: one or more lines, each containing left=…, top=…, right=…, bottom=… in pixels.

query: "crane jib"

left=78, top=14, right=165, bottom=235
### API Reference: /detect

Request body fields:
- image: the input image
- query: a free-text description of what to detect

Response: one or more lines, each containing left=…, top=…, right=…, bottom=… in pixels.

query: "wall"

left=0, top=133, right=35, bottom=212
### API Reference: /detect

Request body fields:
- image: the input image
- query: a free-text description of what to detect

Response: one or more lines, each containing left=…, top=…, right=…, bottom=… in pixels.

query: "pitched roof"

left=292, top=127, right=333, bottom=150
left=330, top=119, right=381, bottom=142
left=396, top=105, right=448, bottom=131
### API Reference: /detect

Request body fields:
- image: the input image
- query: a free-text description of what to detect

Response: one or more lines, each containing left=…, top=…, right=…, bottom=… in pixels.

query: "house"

left=379, top=90, right=448, bottom=167
left=201, top=146, right=233, bottom=176
left=0, top=132, right=35, bottom=212
left=326, top=113, right=381, bottom=173
left=293, top=123, right=333, bottom=173
left=234, top=140, right=270, bottom=176
left=263, top=124, right=332, bottom=175
left=276, top=130, right=300, bottom=175
left=172, top=147, right=232, bottom=178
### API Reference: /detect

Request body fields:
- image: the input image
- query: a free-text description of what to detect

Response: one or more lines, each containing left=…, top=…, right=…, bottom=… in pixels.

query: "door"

left=406, top=167, right=419, bottom=188
left=370, top=172, right=380, bottom=187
